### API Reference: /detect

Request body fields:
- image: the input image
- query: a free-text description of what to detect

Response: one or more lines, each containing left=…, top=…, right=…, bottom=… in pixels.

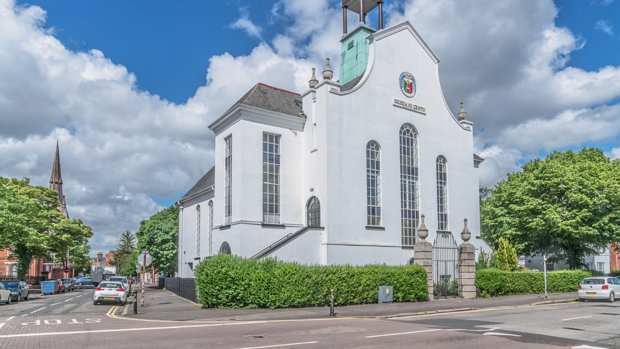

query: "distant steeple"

left=49, top=141, right=69, bottom=218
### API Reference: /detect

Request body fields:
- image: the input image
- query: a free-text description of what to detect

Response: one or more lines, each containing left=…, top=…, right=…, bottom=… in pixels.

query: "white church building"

left=177, top=0, right=486, bottom=278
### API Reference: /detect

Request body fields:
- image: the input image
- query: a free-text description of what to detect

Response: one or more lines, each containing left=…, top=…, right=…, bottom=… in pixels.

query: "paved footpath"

left=119, top=286, right=577, bottom=322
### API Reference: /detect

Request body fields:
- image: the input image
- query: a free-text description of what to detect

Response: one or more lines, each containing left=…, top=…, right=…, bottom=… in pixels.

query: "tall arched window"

left=219, top=241, right=231, bottom=255
left=196, top=205, right=201, bottom=257
left=400, top=124, right=419, bottom=246
left=208, top=200, right=213, bottom=256
left=436, top=156, right=448, bottom=231
left=366, top=141, right=381, bottom=226
left=307, top=196, right=320, bottom=227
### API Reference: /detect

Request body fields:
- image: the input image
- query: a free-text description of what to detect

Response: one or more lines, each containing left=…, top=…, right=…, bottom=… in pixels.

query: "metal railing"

left=165, top=278, right=197, bottom=303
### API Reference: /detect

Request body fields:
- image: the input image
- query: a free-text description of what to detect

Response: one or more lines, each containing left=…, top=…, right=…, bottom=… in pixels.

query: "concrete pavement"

left=117, top=286, right=578, bottom=322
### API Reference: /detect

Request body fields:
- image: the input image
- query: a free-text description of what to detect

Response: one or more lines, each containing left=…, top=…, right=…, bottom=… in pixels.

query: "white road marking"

left=483, top=332, right=521, bottom=337
left=64, top=298, right=75, bottom=302
left=6, top=316, right=15, bottom=322
left=51, top=302, right=62, bottom=306
left=29, top=307, right=46, bottom=314
left=562, top=316, right=593, bottom=321
left=0, top=323, right=5, bottom=330
left=366, top=328, right=443, bottom=338
left=573, top=345, right=609, bottom=349
left=235, top=342, right=318, bottom=349
left=0, top=320, right=267, bottom=338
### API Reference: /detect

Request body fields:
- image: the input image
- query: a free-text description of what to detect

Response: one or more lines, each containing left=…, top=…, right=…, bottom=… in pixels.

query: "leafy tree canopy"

left=482, top=148, right=620, bottom=269
left=136, top=206, right=178, bottom=275
left=0, top=177, right=93, bottom=278
left=111, top=231, right=137, bottom=275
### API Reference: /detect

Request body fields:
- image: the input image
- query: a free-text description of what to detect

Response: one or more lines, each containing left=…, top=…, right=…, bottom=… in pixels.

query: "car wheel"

left=609, top=292, right=615, bottom=303
left=7, top=296, right=11, bottom=304
left=93, top=301, right=98, bottom=305
left=17, top=294, right=21, bottom=302
left=25, top=293, right=29, bottom=301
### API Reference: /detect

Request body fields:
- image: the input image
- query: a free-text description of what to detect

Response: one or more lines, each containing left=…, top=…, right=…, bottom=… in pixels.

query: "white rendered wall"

left=178, top=192, right=213, bottom=277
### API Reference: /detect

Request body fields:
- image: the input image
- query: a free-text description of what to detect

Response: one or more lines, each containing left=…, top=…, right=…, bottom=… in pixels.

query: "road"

left=0, top=290, right=618, bottom=348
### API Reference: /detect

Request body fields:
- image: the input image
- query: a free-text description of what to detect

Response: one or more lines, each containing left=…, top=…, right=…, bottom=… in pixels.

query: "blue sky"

left=3, top=0, right=620, bottom=254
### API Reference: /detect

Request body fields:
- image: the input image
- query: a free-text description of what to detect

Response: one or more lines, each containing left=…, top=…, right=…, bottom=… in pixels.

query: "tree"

left=493, top=237, right=518, bottom=271
left=482, top=148, right=620, bottom=269
left=0, top=178, right=63, bottom=278
left=48, top=218, right=93, bottom=272
left=111, top=231, right=136, bottom=275
left=136, top=206, right=178, bottom=275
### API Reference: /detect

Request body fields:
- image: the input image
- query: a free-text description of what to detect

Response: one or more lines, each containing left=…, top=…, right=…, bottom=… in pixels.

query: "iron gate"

left=433, top=231, right=458, bottom=298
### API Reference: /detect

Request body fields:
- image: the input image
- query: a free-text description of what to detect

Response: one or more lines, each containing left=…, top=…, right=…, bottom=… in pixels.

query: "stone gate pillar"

left=413, top=215, right=433, bottom=300
left=458, top=219, right=476, bottom=299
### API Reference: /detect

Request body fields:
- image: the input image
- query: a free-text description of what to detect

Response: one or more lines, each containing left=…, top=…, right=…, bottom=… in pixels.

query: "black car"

left=0, top=281, right=30, bottom=302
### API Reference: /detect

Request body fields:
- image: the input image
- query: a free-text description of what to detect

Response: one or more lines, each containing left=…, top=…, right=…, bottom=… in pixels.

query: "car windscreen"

left=582, top=279, right=605, bottom=285
left=109, top=278, right=126, bottom=282
left=1, top=282, right=18, bottom=288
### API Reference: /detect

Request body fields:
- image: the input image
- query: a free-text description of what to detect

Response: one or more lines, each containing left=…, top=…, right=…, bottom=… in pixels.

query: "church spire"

left=50, top=141, right=68, bottom=218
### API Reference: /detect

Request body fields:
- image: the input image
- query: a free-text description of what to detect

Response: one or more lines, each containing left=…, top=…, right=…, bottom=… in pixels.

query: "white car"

left=93, top=281, right=127, bottom=305
left=0, top=283, right=11, bottom=304
left=107, top=276, right=131, bottom=296
left=578, top=277, right=620, bottom=302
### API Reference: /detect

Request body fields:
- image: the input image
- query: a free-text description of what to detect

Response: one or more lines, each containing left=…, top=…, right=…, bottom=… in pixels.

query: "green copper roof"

left=339, top=25, right=375, bottom=86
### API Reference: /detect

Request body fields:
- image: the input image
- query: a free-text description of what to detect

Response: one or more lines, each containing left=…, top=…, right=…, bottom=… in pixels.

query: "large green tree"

left=111, top=231, right=137, bottom=275
left=482, top=148, right=620, bottom=269
left=1, top=178, right=62, bottom=278
left=136, top=206, right=178, bottom=275
left=1, top=177, right=94, bottom=278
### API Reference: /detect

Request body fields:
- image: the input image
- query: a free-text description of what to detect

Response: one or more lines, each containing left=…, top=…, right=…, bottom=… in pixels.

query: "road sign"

left=137, top=252, right=152, bottom=266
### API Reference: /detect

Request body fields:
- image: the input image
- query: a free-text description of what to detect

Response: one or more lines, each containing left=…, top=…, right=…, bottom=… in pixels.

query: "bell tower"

left=339, top=0, right=384, bottom=87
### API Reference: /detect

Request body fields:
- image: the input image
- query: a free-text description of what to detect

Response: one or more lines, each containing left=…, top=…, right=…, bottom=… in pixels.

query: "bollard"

left=329, top=289, right=335, bottom=316
left=133, top=295, right=138, bottom=314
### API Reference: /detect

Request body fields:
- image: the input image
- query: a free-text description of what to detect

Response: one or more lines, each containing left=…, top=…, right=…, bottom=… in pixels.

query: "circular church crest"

left=399, top=72, right=417, bottom=98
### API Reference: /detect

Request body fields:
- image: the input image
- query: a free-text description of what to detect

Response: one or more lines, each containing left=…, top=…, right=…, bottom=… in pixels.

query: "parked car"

left=93, top=281, right=127, bottom=305
left=578, top=277, right=620, bottom=302
left=56, top=279, right=66, bottom=293
left=107, top=276, right=131, bottom=295
left=61, top=278, right=75, bottom=292
left=0, top=281, right=29, bottom=302
left=74, top=277, right=93, bottom=287
left=0, top=283, right=12, bottom=304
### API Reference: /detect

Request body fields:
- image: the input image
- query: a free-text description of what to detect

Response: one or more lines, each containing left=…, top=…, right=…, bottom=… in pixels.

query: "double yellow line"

left=106, top=305, right=119, bottom=318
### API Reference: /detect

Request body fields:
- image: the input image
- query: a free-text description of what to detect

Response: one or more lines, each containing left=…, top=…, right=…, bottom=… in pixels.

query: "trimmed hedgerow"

left=194, top=254, right=428, bottom=309
left=476, top=268, right=591, bottom=297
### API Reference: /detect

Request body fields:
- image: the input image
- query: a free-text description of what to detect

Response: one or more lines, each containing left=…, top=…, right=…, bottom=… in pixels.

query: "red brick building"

left=611, top=243, right=620, bottom=272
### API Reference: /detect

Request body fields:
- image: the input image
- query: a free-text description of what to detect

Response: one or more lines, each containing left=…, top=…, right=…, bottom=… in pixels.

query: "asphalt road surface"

left=1, top=291, right=618, bottom=349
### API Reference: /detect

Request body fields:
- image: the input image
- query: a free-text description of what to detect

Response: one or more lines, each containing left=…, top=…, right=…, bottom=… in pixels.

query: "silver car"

left=107, top=276, right=130, bottom=295
left=578, top=277, right=620, bottom=302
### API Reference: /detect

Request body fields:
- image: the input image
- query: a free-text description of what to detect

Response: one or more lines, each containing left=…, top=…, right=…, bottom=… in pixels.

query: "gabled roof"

left=179, top=166, right=215, bottom=203
left=220, top=83, right=303, bottom=120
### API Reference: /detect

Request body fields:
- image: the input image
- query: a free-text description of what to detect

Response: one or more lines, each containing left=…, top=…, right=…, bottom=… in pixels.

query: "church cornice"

left=209, top=104, right=306, bottom=135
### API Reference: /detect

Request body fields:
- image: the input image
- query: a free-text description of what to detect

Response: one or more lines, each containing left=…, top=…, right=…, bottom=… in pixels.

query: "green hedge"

left=194, top=254, right=428, bottom=308
left=476, top=268, right=591, bottom=297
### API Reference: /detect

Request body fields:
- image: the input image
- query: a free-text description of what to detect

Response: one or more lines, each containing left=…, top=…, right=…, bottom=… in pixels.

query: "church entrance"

left=432, top=231, right=458, bottom=298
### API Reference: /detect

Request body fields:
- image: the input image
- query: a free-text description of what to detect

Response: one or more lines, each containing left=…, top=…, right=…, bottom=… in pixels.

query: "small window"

left=348, top=41, right=354, bottom=50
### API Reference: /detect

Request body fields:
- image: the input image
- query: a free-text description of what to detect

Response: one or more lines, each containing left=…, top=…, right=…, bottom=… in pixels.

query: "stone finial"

left=417, top=214, right=428, bottom=240
left=458, top=102, right=468, bottom=121
left=461, top=218, right=471, bottom=242
left=322, top=58, right=333, bottom=80
left=309, top=67, right=319, bottom=88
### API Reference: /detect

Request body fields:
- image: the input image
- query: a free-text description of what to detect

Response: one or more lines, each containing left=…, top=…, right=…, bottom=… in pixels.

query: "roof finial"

left=417, top=214, right=428, bottom=241
left=322, top=58, right=333, bottom=81
left=458, top=102, right=468, bottom=121
left=461, top=218, right=471, bottom=242
left=309, top=67, right=319, bottom=88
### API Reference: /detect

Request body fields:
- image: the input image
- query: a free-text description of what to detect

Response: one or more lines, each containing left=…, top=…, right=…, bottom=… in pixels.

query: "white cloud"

left=609, top=147, right=620, bottom=160
left=230, top=15, right=263, bottom=40
left=594, top=20, right=614, bottom=36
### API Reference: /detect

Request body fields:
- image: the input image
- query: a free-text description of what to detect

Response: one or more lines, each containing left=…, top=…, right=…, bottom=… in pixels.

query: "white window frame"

left=400, top=124, right=419, bottom=246
left=262, top=132, right=281, bottom=224
left=436, top=155, right=448, bottom=231
left=366, top=141, right=382, bottom=226
left=224, top=135, right=232, bottom=225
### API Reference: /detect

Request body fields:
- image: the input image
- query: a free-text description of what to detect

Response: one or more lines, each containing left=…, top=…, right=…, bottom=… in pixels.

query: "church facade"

left=178, top=1, right=485, bottom=278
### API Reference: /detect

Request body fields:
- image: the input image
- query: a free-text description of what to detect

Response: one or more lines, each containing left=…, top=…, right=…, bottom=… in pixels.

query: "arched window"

left=208, top=200, right=214, bottom=256
left=307, top=196, right=320, bottom=227
left=196, top=205, right=201, bottom=257
left=400, top=124, right=419, bottom=246
left=219, top=241, right=231, bottom=255
left=366, top=141, right=381, bottom=226
left=436, top=156, right=448, bottom=231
